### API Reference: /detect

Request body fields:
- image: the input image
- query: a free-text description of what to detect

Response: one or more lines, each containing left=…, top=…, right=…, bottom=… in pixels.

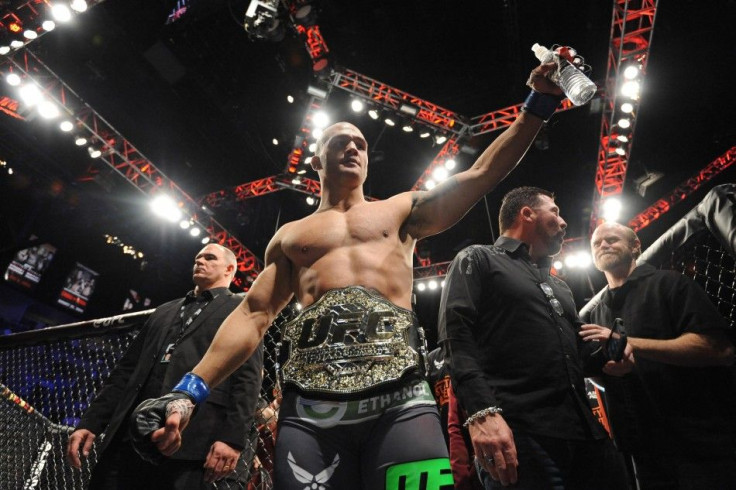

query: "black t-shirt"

left=439, top=237, right=607, bottom=441
left=587, top=264, right=736, bottom=459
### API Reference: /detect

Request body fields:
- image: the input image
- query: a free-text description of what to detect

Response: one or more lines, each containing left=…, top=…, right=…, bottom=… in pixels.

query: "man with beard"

left=439, top=187, right=630, bottom=489
left=579, top=222, right=736, bottom=489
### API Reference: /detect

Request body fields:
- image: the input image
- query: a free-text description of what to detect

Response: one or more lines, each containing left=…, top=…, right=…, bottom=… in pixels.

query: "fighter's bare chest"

left=282, top=212, right=398, bottom=263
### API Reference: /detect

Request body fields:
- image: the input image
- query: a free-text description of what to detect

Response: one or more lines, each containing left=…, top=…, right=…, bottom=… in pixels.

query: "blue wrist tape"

left=522, top=91, right=563, bottom=122
left=172, top=372, right=210, bottom=404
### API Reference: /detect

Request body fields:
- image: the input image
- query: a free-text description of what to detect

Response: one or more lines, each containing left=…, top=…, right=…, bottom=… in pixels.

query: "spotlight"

left=424, top=179, right=436, bottom=190
left=432, top=166, right=448, bottom=182
left=617, top=118, right=631, bottom=129
left=179, top=220, right=191, bottom=229
left=419, top=131, right=431, bottom=139
left=272, top=138, right=279, bottom=145
left=75, top=136, right=87, bottom=146
left=620, top=102, right=634, bottom=113
left=42, top=20, right=56, bottom=31
left=576, top=252, right=592, bottom=268
left=384, top=118, right=395, bottom=127
left=70, top=0, right=88, bottom=13
left=201, top=236, right=211, bottom=244
left=614, top=146, right=626, bottom=156
left=88, top=147, right=102, bottom=158
left=23, top=30, right=38, bottom=40
left=553, top=260, right=564, bottom=270
left=0, top=47, right=10, bottom=55
left=368, top=109, right=379, bottom=120
left=189, top=227, right=201, bottom=237
left=401, top=124, right=413, bottom=133
left=297, top=169, right=307, bottom=175
left=306, top=196, right=315, bottom=205
left=6, top=73, right=21, bottom=86
left=312, top=111, right=330, bottom=128
left=428, top=280, right=438, bottom=290
left=441, top=280, right=445, bottom=288
left=312, top=128, right=323, bottom=139
left=602, top=197, right=622, bottom=222
left=59, top=120, right=74, bottom=132
left=623, top=65, right=640, bottom=80
left=38, top=100, right=60, bottom=119
left=620, top=80, right=640, bottom=99
left=292, top=177, right=302, bottom=185
left=564, top=254, right=579, bottom=268
left=435, top=135, right=447, bottom=145
left=287, top=95, right=294, bottom=103
left=51, top=4, right=73, bottom=22
left=350, top=99, right=364, bottom=112
left=150, top=195, right=182, bottom=223
left=10, top=40, right=24, bottom=49
left=616, top=134, right=629, bottom=143
left=444, top=159, right=456, bottom=170
left=308, top=143, right=317, bottom=153
left=416, top=282, right=426, bottom=292
left=304, top=156, right=313, bottom=164
left=19, top=84, right=43, bottom=106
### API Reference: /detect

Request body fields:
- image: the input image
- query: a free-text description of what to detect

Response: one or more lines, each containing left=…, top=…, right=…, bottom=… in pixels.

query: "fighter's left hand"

left=203, top=441, right=240, bottom=483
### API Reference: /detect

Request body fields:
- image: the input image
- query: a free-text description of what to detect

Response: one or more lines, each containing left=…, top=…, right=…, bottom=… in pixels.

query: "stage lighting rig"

left=243, top=0, right=285, bottom=42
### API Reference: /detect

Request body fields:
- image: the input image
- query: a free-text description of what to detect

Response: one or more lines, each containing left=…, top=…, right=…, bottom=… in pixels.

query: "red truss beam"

left=0, top=95, right=23, bottom=119
left=0, top=50, right=262, bottom=287
left=589, top=0, right=658, bottom=234
left=628, top=145, right=736, bottom=232
left=469, top=99, right=576, bottom=136
left=0, top=0, right=104, bottom=52
left=200, top=173, right=379, bottom=209
left=411, top=137, right=461, bottom=191
left=330, top=68, right=464, bottom=135
left=284, top=96, right=327, bottom=174
left=413, top=261, right=451, bottom=280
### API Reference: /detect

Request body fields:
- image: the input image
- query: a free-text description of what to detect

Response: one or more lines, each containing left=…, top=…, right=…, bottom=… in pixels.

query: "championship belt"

left=278, top=286, right=425, bottom=395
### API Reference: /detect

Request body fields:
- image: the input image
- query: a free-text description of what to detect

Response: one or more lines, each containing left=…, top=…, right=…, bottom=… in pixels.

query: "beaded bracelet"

left=463, top=406, right=503, bottom=428
left=522, top=91, right=564, bottom=122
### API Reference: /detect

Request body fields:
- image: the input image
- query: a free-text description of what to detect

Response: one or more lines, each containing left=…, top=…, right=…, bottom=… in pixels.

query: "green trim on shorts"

left=385, top=457, right=454, bottom=490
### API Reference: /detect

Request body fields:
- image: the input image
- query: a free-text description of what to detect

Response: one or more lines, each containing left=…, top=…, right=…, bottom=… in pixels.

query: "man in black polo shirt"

left=580, top=221, right=736, bottom=489
left=439, top=186, right=630, bottom=489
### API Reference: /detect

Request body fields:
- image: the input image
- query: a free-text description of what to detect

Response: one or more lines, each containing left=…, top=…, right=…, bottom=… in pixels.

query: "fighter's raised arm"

left=402, top=62, right=562, bottom=240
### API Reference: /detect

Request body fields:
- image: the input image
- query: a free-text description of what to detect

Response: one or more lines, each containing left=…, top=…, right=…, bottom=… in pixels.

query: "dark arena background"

left=0, top=0, right=735, bottom=488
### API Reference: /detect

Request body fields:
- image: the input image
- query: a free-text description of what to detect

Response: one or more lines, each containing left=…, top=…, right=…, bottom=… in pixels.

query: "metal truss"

left=0, top=95, right=22, bottom=119
left=202, top=174, right=322, bottom=208
left=413, top=261, right=451, bottom=281
left=0, top=50, right=262, bottom=287
left=0, top=0, right=105, bottom=53
left=628, top=145, right=736, bottom=232
left=589, top=0, right=658, bottom=234
left=330, top=68, right=465, bottom=135
left=283, top=95, right=328, bottom=174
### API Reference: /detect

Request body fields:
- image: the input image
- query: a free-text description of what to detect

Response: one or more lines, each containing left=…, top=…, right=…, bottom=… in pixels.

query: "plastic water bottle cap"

left=531, top=43, right=553, bottom=63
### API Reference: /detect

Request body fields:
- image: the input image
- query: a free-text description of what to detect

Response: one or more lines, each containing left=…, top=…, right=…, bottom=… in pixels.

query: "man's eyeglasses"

left=538, top=282, right=564, bottom=317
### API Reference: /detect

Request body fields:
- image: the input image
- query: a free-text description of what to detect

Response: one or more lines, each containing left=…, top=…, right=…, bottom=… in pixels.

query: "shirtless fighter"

left=131, top=63, right=564, bottom=489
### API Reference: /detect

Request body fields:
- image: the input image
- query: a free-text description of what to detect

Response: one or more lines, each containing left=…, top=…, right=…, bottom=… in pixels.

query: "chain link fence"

left=0, top=306, right=295, bottom=490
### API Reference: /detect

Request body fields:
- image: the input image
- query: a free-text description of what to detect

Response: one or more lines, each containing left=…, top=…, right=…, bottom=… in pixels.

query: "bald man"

left=132, top=63, right=567, bottom=489
left=580, top=222, right=736, bottom=489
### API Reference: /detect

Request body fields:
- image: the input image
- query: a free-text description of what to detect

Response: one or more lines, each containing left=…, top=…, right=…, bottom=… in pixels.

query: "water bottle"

left=532, top=43, right=597, bottom=106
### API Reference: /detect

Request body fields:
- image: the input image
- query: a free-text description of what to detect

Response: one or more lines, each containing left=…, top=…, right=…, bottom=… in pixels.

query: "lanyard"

left=173, top=292, right=219, bottom=346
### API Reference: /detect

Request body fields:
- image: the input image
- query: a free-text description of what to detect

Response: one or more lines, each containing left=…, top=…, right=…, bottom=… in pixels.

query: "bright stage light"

left=75, top=136, right=87, bottom=146
left=70, top=0, right=88, bottom=13
left=19, top=84, right=42, bottom=106
left=618, top=118, right=631, bottom=129
left=51, top=4, right=73, bottom=22
left=432, top=166, right=448, bottom=182
left=150, top=195, right=182, bottom=223
left=444, top=159, right=456, bottom=170
left=42, top=20, right=56, bottom=31
left=189, top=227, right=201, bottom=237
left=312, top=111, right=329, bottom=129
left=23, top=30, right=38, bottom=40
left=623, top=65, right=640, bottom=80
left=368, top=109, right=379, bottom=120
left=602, top=197, right=622, bottom=222
left=38, top=100, right=60, bottom=119
left=402, top=124, right=413, bottom=132
left=416, top=282, right=426, bottom=292
left=6, top=73, right=21, bottom=86
left=424, top=179, right=436, bottom=190
left=59, top=120, right=74, bottom=132
left=620, top=102, right=634, bottom=113
left=435, top=135, right=447, bottom=145
left=620, top=80, right=640, bottom=99
left=350, top=99, right=364, bottom=112
left=384, top=118, right=395, bottom=127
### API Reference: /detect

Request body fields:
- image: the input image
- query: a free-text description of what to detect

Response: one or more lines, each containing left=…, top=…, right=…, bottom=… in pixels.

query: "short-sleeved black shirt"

left=438, top=237, right=606, bottom=441
left=584, top=263, right=736, bottom=459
